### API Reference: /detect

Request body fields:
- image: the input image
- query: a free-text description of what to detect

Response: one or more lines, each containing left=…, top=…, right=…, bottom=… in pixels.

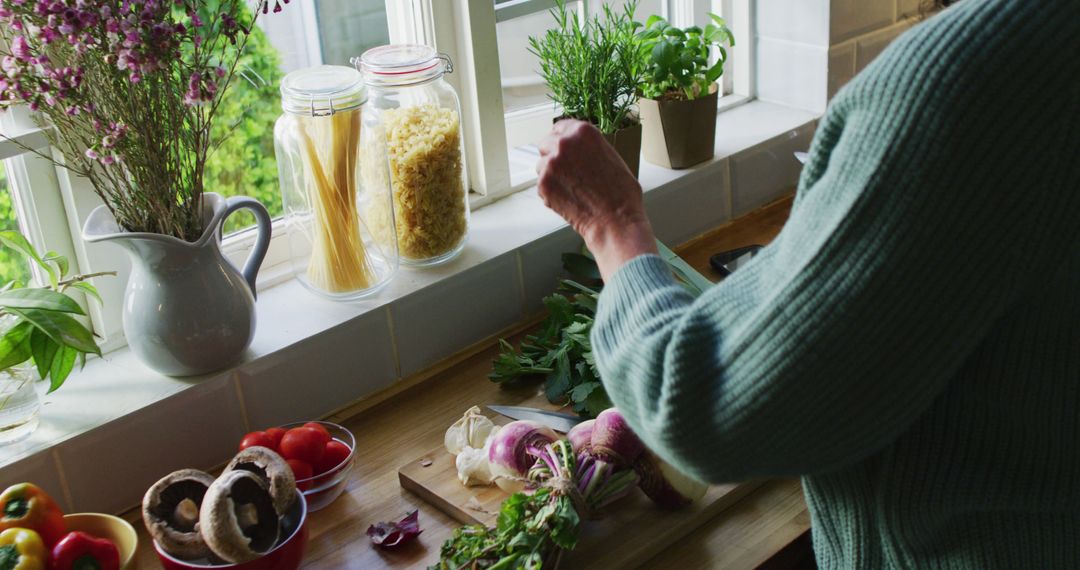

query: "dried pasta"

left=364, top=103, right=467, bottom=261
left=298, top=107, right=376, bottom=292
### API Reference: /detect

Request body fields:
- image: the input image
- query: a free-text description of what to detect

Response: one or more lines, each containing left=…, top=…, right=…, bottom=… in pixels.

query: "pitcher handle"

left=223, top=196, right=272, bottom=298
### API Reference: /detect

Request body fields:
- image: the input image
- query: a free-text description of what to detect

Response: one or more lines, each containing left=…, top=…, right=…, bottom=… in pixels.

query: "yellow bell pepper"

left=0, top=527, right=46, bottom=570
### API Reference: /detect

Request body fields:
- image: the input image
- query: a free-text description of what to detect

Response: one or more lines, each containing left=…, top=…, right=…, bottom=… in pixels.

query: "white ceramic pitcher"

left=83, top=193, right=271, bottom=376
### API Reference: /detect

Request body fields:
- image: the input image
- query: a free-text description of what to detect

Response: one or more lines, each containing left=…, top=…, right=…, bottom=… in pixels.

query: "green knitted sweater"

left=591, top=1, right=1079, bottom=567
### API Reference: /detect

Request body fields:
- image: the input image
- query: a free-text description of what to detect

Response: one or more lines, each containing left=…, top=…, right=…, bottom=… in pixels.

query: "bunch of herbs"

left=432, top=485, right=580, bottom=569
left=636, top=14, right=735, bottom=100
left=528, top=0, right=643, bottom=135
left=490, top=242, right=711, bottom=418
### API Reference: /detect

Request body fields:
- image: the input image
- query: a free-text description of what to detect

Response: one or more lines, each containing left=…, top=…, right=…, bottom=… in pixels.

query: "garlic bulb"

left=455, top=447, right=494, bottom=486
left=444, top=406, right=497, bottom=455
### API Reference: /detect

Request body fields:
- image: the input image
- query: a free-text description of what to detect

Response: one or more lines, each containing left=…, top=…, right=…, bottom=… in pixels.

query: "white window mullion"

left=52, top=159, right=129, bottom=352
left=717, top=0, right=754, bottom=98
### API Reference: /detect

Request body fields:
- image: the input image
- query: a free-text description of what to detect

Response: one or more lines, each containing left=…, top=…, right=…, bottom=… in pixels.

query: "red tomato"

left=280, top=427, right=326, bottom=465
left=239, top=431, right=274, bottom=452
left=302, top=422, right=331, bottom=444
left=316, top=440, right=352, bottom=474
left=264, top=427, right=287, bottom=450
left=286, top=459, right=313, bottom=490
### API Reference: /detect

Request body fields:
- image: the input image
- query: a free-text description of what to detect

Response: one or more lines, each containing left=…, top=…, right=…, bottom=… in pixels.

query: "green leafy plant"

left=528, top=0, right=643, bottom=134
left=636, top=14, right=735, bottom=100
left=0, top=232, right=112, bottom=394
left=490, top=242, right=712, bottom=418
left=433, top=486, right=579, bottom=569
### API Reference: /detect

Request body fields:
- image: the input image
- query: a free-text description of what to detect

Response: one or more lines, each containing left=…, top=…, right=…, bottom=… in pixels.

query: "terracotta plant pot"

left=639, top=83, right=719, bottom=169
left=555, top=117, right=642, bottom=178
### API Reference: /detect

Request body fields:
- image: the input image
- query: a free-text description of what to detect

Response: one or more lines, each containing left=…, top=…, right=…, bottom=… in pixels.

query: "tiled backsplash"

left=757, top=0, right=921, bottom=110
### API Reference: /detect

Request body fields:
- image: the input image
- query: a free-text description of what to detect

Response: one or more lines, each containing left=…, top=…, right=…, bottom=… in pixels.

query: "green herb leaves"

left=528, top=0, right=643, bottom=135
left=0, top=231, right=110, bottom=393
left=490, top=242, right=711, bottom=419
left=433, top=488, right=580, bottom=570
left=637, top=13, right=735, bottom=100
left=489, top=274, right=611, bottom=418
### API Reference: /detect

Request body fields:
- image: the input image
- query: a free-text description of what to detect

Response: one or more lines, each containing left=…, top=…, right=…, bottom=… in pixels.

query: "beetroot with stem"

left=567, top=419, right=596, bottom=458
left=634, top=450, right=709, bottom=509
left=591, top=408, right=645, bottom=467
left=487, top=420, right=559, bottom=483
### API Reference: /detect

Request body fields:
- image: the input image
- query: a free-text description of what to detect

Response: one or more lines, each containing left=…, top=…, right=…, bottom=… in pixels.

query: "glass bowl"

left=278, top=420, right=355, bottom=512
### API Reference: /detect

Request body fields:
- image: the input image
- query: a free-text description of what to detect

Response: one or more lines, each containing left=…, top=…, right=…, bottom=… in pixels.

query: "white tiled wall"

left=754, top=0, right=830, bottom=113
left=759, top=0, right=921, bottom=109
left=830, top=0, right=920, bottom=96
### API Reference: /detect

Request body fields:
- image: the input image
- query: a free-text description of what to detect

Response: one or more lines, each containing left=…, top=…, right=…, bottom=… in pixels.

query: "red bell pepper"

left=49, top=532, right=119, bottom=570
left=0, top=484, right=65, bottom=548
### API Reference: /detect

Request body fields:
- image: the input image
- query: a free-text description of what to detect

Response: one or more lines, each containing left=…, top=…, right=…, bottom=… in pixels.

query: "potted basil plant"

left=636, top=14, right=735, bottom=169
left=529, top=0, right=644, bottom=177
left=0, top=232, right=111, bottom=443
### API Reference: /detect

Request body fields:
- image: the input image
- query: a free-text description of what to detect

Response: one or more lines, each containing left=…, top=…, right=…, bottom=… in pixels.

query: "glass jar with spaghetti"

left=275, top=65, right=399, bottom=300
left=355, top=45, right=470, bottom=267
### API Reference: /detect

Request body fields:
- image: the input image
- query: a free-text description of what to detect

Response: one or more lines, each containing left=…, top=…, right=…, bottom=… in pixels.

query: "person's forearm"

left=584, top=217, right=659, bottom=283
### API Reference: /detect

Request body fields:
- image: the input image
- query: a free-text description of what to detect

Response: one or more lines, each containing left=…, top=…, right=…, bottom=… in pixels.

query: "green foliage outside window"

left=205, top=26, right=285, bottom=235
left=0, top=166, right=30, bottom=286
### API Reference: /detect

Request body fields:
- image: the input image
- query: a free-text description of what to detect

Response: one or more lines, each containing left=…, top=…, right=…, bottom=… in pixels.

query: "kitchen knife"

left=487, top=405, right=583, bottom=433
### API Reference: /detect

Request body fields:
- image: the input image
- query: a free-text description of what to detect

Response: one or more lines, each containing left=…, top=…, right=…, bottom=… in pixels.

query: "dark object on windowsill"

left=709, top=245, right=763, bottom=277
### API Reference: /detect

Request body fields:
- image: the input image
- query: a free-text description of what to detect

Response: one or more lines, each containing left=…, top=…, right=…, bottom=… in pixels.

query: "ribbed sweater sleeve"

left=591, top=0, right=1080, bottom=483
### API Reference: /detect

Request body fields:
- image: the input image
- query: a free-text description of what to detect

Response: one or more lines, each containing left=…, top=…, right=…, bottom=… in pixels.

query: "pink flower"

left=85, top=148, right=99, bottom=160
left=11, top=36, right=32, bottom=61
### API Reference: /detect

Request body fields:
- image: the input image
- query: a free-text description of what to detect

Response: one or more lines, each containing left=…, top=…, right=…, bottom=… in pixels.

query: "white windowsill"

left=0, top=101, right=817, bottom=515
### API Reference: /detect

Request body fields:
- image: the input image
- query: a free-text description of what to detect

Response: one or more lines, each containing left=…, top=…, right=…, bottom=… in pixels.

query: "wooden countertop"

left=125, top=196, right=808, bottom=569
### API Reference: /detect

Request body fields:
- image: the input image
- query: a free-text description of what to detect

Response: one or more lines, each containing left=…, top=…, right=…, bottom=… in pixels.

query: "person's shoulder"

left=836, top=0, right=1079, bottom=113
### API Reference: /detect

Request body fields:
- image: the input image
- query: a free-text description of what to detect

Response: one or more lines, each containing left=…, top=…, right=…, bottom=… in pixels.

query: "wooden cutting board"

left=399, top=446, right=760, bottom=566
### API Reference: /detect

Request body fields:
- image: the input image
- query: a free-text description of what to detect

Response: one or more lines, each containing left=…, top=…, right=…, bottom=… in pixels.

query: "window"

left=1, top=0, right=755, bottom=356
left=0, top=163, right=31, bottom=286
left=215, top=1, right=395, bottom=287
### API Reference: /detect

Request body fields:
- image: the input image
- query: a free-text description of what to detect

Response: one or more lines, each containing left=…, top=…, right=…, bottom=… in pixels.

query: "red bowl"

left=153, top=491, right=308, bottom=570
left=278, top=421, right=355, bottom=512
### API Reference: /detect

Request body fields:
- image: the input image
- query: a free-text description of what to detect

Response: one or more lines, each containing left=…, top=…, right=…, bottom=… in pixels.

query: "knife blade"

left=487, top=405, right=583, bottom=433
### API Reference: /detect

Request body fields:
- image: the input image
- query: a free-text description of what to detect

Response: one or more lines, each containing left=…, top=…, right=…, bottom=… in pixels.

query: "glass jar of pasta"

left=355, top=45, right=470, bottom=266
left=275, top=65, right=399, bottom=300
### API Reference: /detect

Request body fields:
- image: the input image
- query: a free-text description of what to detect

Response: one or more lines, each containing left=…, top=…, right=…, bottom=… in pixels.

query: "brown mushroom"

left=142, top=469, right=217, bottom=560
left=223, top=446, right=297, bottom=514
left=200, top=470, right=281, bottom=563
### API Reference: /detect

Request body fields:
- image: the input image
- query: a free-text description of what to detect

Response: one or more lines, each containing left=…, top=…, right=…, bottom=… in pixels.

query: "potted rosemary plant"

left=530, top=0, right=644, bottom=177
left=0, top=0, right=290, bottom=375
left=636, top=14, right=734, bottom=169
left=0, top=232, right=110, bottom=443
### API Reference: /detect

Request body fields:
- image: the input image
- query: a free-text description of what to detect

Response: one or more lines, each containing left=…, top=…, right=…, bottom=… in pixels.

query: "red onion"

left=634, top=451, right=708, bottom=509
left=487, top=420, right=559, bottom=482
left=590, top=408, right=644, bottom=467
left=567, top=420, right=595, bottom=456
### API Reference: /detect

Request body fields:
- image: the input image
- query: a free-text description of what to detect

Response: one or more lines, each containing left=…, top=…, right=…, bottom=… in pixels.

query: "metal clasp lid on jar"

left=352, top=44, right=454, bottom=87
left=279, top=65, right=366, bottom=117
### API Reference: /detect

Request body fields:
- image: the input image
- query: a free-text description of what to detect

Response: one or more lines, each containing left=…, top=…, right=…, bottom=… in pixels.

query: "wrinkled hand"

left=536, top=120, right=657, bottom=281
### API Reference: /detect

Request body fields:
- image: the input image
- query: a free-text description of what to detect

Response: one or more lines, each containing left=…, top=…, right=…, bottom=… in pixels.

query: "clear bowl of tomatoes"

left=239, top=421, right=354, bottom=513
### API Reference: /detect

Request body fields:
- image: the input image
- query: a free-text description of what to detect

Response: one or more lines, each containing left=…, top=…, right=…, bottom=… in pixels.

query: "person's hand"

left=536, top=119, right=657, bottom=281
